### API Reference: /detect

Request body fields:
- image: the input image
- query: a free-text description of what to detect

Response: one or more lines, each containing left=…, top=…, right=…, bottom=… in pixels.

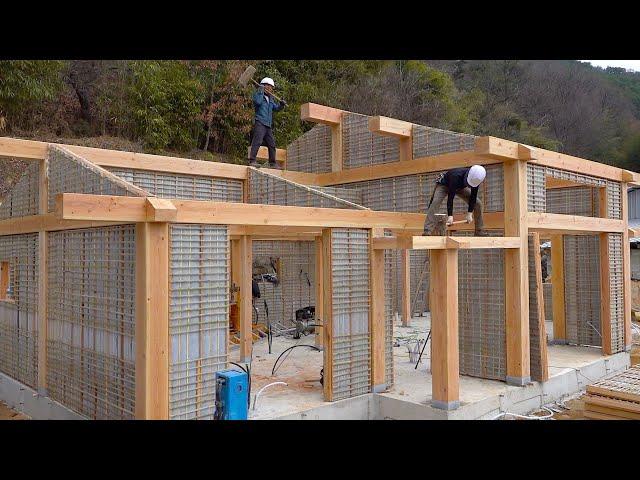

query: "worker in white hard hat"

left=423, top=165, right=488, bottom=236
left=248, top=77, right=287, bottom=169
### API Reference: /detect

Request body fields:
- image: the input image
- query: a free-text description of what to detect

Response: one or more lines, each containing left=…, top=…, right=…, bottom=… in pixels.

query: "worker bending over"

left=248, top=77, right=286, bottom=169
left=423, top=165, right=488, bottom=236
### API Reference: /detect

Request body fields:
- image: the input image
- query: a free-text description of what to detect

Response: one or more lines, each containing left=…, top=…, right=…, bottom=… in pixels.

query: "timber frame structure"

left=0, top=102, right=638, bottom=419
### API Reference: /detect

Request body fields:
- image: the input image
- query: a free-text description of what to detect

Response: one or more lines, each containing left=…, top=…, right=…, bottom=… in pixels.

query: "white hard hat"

left=467, top=165, right=486, bottom=188
left=260, top=77, right=275, bottom=87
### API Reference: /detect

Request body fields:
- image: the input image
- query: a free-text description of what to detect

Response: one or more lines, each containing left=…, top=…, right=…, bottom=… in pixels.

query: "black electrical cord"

left=271, top=344, right=321, bottom=376
left=229, top=361, right=252, bottom=408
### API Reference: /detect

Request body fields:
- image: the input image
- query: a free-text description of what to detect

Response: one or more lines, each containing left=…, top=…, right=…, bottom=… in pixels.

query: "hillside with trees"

left=2, top=59, right=640, bottom=195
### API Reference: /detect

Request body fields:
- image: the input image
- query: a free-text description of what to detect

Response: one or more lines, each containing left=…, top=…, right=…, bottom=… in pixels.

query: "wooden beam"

left=530, top=232, right=549, bottom=381
left=368, top=116, right=412, bottom=138
left=622, top=182, right=632, bottom=350
left=550, top=234, right=566, bottom=343
left=475, top=136, right=525, bottom=161
left=0, top=213, right=128, bottom=236
left=530, top=150, right=626, bottom=182
left=321, top=228, right=334, bottom=401
left=0, top=262, right=8, bottom=300
left=546, top=177, right=588, bottom=189
left=331, top=123, right=343, bottom=173
left=598, top=187, right=613, bottom=354
left=401, top=249, right=411, bottom=326
left=503, top=159, right=530, bottom=386
left=300, top=103, right=343, bottom=125
left=528, top=212, right=625, bottom=234
left=237, top=235, right=253, bottom=362
left=372, top=236, right=413, bottom=250
left=315, top=236, right=324, bottom=349
left=429, top=248, right=459, bottom=410
left=135, top=222, right=169, bottom=420
left=373, top=235, right=521, bottom=250
left=370, top=230, right=386, bottom=392
left=37, top=157, right=49, bottom=392
left=145, top=198, right=177, bottom=222
left=443, top=236, right=521, bottom=250
left=246, top=146, right=287, bottom=164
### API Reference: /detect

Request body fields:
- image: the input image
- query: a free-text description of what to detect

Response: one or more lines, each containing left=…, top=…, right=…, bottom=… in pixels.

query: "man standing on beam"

left=423, top=165, right=488, bottom=236
left=248, top=77, right=287, bottom=169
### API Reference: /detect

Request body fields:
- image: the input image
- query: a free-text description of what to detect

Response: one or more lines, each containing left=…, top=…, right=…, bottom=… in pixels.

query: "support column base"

left=372, top=383, right=387, bottom=393
left=431, top=399, right=460, bottom=411
left=506, top=375, right=531, bottom=387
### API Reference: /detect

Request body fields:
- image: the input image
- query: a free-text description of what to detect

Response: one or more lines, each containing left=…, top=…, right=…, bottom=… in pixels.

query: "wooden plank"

left=587, top=384, right=640, bottom=403
left=550, top=234, right=566, bottom=343
left=583, top=410, right=626, bottom=420
left=372, top=236, right=413, bottom=250
left=429, top=248, right=459, bottom=409
left=475, top=136, right=523, bottom=160
left=622, top=182, right=632, bottom=349
left=246, top=146, right=287, bottom=164
left=585, top=403, right=640, bottom=420
left=135, top=222, right=169, bottom=419
left=315, top=237, right=324, bottom=349
left=530, top=232, right=549, bottom=381
left=546, top=177, right=588, bottom=189
left=443, top=236, right=521, bottom=250
left=528, top=212, right=625, bottom=233
left=37, top=158, right=48, bottom=392
left=0, top=213, right=129, bottom=236
left=370, top=231, right=386, bottom=391
left=0, top=262, right=8, bottom=300
left=145, top=198, right=177, bottom=222
left=584, top=394, right=640, bottom=414
left=321, top=229, right=334, bottom=401
left=300, top=103, right=343, bottom=125
left=368, top=116, right=412, bottom=138
left=401, top=249, right=411, bottom=327
left=503, top=159, right=530, bottom=385
left=399, top=137, right=412, bottom=163
left=237, top=236, right=253, bottom=363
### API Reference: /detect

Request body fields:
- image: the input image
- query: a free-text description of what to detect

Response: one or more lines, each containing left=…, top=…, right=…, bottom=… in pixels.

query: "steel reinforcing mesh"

left=0, top=162, right=39, bottom=220
left=607, top=233, right=625, bottom=353
left=286, top=124, right=332, bottom=173
left=527, top=164, right=546, bottom=212
left=383, top=246, right=394, bottom=386
left=108, top=168, right=243, bottom=202
left=169, top=224, right=228, bottom=420
left=252, top=241, right=314, bottom=328
left=47, top=225, right=136, bottom=419
left=563, top=235, right=602, bottom=347
left=528, top=235, right=546, bottom=382
left=607, top=181, right=622, bottom=220
left=412, top=125, right=476, bottom=158
left=547, top=187, right=597, bottom=217
left=342, top=113, right=400, bottom=169
left=0, top=234, right=38, bottom=388
left=543, top=283, right=553, bottom=324
left=456, top=230, right=506, bottom=381
left=47, top=146, right=147, bottom=212
left=330, top=229, right=371, bottom=400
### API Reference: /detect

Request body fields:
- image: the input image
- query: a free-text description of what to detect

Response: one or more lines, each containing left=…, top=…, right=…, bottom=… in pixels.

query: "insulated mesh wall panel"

left=329, top=228, right=371, bottom=400
left=315, top=186, right=363, bottom=206
left=457, top=230, right=506, bottom=381
left=286, top=124, right=332, bottom=173
left=248, top=169, right=366, bottom=209
left=563, top=235, right=602, bottom=347
left=546, top=166, right=606, bottom=187
left=0, top=162, right=39, bottom=220
left=607, top=181, right=622, bottom=220
left=342, top=113, right=400, bottom=169
left=0, top=234, right=38, bottom=388
left=607, top=233, right=625, bottom=353
left=252, top=240, right=315, bottom=329
left=108, top=168, right=243, bottom=202
left=169, top=224, right=228, bottom=420
left=543, top=283, right=553, bottom=324
left=383, top=234, right=395, bottom=386
left=546, top=187, right=596, bottom=217
left=48, top=146, right=148, bottom=212
left=527, top=164, right=546, bottom=212
left=528, top=235, right=548, bottom=382
left=412, top=125, right=476, bottom=158
left=47, top=225, right=136, bottom=420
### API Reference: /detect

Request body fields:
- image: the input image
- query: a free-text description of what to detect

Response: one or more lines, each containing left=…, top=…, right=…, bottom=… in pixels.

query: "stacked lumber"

left=583, top=366, right=640, bottom=420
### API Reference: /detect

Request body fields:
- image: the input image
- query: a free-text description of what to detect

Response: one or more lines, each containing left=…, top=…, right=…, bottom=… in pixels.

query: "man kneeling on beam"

left=423, top=165, right=488, bottom=236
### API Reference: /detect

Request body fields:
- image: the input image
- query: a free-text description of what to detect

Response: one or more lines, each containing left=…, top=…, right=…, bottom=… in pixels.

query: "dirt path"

left=0, top=401, right=29, bottom=420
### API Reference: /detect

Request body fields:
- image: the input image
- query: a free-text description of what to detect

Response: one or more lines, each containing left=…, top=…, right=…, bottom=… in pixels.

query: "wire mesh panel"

left=383, top=237, right=395, bottom=386
left=545, top=166, right=607, bottom=187
left=108, top=168, right=244, bottom=202
left=286, top=124, right=332, bottom=173
left=47, top=225, right=136, bottom=419
left=457, top=230, right=506, bottom=381
left=527, top=164, right=546, bottom=213
left=169, top=224, right=229, bottom=420
left=543, top=283, right=553, bottom=324
left=563, top=235, right=602, bottom=347
left=47, top=145, right=148, bottom=212
left=607, top=181, right=622, bottom=220
left=546, top=187, right=597, bottom=217
left=329, top=228, right=371, bottom=400
left=412, top=125, right=476, bottom=158
left=528, top=235, right=548, bottom=382
left=0, top=233, right=38, bottom=388
left=315, top=186, right=363, bottom=206
left=607, top=233, right=625, bottom=353
left=247, top=168, right=367, bottom=209
left=0, top=162, right=39, bottom=220
left=342, top=113, right=399, bottom=169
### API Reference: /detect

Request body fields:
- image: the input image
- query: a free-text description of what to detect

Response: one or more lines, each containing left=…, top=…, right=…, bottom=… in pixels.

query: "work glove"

left=446, top=216, right=454, bottom=226
left=465, top=212, right=473, bottom=223
left=280, top=99, right=287, bottom=107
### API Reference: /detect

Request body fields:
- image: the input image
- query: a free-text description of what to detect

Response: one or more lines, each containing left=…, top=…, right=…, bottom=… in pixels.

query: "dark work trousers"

left=249, top=121, right=276, bottom=162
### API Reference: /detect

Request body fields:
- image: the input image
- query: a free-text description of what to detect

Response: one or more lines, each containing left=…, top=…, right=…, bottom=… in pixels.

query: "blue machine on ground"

left=214, top=370, right=249, bottom=420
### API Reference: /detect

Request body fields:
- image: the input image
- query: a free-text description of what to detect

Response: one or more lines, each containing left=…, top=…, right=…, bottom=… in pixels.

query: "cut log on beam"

left=368, top=116, right=412, bottom=138
left=300, top=103, right=343, bottom=125
left=146, top=198, right=177, bottom=222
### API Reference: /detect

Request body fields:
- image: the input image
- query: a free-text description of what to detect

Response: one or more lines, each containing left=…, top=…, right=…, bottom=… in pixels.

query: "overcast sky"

left=581, top=60, right=640, bottom=72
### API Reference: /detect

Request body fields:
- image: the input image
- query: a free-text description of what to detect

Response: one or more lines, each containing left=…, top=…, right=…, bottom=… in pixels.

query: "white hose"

left=252, top=382, right=288, bottom=411
left=489, top=406, right=555, bottom=421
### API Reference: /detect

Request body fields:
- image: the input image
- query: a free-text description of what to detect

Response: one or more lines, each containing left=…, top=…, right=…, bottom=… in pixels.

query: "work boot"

left=248, top=160, right=260, bottom=168
left=474, top=229, right=490, bottom=237
left=268, top=161, right=279, bottom=170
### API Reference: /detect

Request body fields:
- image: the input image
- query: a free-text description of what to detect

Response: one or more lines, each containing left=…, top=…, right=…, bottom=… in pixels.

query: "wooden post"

left=315, top=236, right=324, bottom=349
left=399, top=137, right=413, bottom=163
left=598, top=187, right=613, bottom=354
left=370, top=230, right=386, bottom=392
left=503, top=160, right=530, bottom=386
left=135, top=222, right=170, bottom=420
left=550, top=234, right=567, bottom=343
left=321, top=228, right=334, bottom=401
left=622, top=182, right=632, bottom=350
left=401, top=248, right=411, bottom=326
left=331, top=123, right=343, bottom=173
left=234, top=235, right=253, bottom=363
left=37, top=157, right=49, bottom=393
left=530, top=232, right=550, bottom=381
left=430, top=248, right=459, bottom=410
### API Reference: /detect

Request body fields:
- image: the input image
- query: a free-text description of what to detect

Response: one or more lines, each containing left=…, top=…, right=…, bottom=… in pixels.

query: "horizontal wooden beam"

left=546, top=177, right=589, bottom=189
left=528, top=212, right=625, bottom=233
left=368, top=116, right=412, bottom=138
left=300, top=103, right=343, bottom=125
left=0, top=213, right=129, bottom=236
left=56, top=193, right=427, bottom=230
left=246, top=146, right=286, bottom=163
left=228, top=225, right=322, bottom=237
left=373, top=235, right=521, bottom=250
left=475, top=136, right=526, bottom=161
